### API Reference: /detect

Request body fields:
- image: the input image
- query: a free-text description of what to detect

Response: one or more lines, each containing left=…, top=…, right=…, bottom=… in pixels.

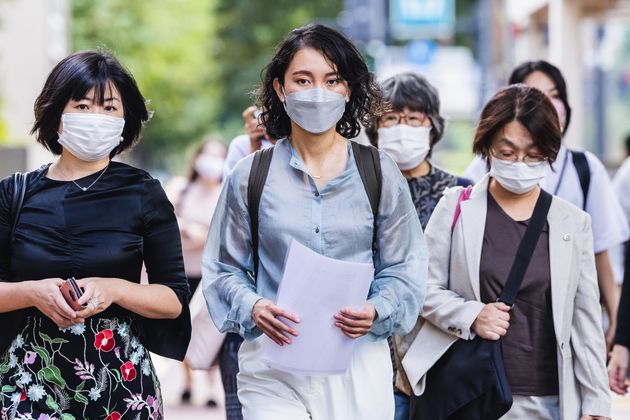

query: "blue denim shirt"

left=202, top=138, right=427, bottom=340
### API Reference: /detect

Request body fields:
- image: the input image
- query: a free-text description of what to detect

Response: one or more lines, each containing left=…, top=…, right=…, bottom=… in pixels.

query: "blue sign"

left=405, top=40, right=437, bottom=65
left=390, top=0, right=455, bottom=40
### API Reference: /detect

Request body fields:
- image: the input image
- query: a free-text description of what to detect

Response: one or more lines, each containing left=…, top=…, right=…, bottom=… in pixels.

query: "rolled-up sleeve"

left=202, top=161, right=262, bottom=340
left=368, top=155, right=428, bottom=339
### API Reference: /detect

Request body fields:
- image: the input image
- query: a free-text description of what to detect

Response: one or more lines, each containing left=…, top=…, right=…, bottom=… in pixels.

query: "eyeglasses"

left=490, top=148, right=548, bottom=167
left=378, top=111, right=430, bottom=128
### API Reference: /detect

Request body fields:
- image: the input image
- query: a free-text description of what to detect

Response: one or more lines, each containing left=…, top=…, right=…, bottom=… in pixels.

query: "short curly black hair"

left=31, top=50, right=150, bottom=156
left=366, top=72, right=445, bottom=157
left=256, top=24, right=382, bottom=140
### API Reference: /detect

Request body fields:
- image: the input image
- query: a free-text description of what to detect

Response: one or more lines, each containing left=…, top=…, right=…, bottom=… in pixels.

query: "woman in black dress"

left=0, top=51, right=191, bottom=420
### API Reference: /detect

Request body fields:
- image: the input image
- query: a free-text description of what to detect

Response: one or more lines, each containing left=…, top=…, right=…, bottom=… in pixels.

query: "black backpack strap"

left=351, top=141, right=382, bottom=257
left=10, top=172, right=27, bottom=242
left=498, top=190, right=553, bottom=307
left=571, top=150, right=590, bottom=210
left=247, top=147, right=274, bottom=280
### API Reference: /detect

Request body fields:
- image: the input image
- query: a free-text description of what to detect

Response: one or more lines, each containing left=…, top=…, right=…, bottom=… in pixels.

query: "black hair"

left=366, top=72, right=445, bottom=157
left=509, top=60, right=571, bottom=134
left=32, top=50, right=150, bottom=155
left=257, top=23, right=382, bottom=139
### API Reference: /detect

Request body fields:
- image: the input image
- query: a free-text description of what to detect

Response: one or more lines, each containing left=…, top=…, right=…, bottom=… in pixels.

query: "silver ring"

left=88, top=297, right=100, bottom=308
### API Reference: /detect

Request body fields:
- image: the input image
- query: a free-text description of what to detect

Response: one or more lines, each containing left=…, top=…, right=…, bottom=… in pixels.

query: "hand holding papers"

left=262, top=240, right=374, bottom=374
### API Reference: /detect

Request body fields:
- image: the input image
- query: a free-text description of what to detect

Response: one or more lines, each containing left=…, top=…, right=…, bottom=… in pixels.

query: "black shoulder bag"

left=247, top=142, right=381, bottom=279
left=1, top=172, right=29, bottom=355
left=411, top=189, right=553, bottom=420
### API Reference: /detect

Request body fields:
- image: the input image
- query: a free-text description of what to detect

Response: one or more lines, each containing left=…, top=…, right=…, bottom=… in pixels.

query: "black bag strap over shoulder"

left=247, top=147, right=274, bottom=280
left=497, top=189, right=553, bottom=307
left=351, top=141, right=382, bottom=227
left=246, top=142, right=382, bottom=280
left=571, top=150, right=590, bottom=210
left=10, top=172, right=28, bottom=241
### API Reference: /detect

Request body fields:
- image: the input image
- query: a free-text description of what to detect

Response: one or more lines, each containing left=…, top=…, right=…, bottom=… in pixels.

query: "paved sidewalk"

left=155, top=354, right=630, bottom=419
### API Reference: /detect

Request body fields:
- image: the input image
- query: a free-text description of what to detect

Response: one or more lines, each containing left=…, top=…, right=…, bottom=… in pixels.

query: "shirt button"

left=315, top=192, right=320, bottom=197
left=315, top=227, right=320, bottom=233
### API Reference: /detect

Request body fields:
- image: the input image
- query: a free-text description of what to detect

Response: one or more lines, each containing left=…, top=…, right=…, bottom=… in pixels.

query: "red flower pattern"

left=94, top=329, right=115, bottom=352
left=120, top=361, right=136, bottom=382
left=19, top=388, right=26, bottom=401
left=105, top=412, right=122, bottom=420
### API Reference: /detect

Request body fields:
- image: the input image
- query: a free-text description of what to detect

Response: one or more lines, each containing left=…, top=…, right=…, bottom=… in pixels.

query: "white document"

left=261, top=240, right=374, bottom=375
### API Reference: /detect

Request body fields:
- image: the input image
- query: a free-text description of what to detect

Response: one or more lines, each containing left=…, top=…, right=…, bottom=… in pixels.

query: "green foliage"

left=211, top=0, right=342, bottom=134
left=71, top=0, right=219, bottom=166
left=71, top=0, right=342, bottom=166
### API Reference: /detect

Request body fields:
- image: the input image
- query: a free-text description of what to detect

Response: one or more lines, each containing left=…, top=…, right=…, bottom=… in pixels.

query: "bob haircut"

left=366, top=72, right=445, bottom=157
left=508, top=60, right=571, bottom=134
left=472, top=84, right=562, bottom=166
left=257, top=23, right=382, bottom=140
left=32, top=50, right=150, bottom=156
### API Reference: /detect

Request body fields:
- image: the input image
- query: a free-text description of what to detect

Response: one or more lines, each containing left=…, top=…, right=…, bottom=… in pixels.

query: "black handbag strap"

left=498, top=189, right=553, bottom=307
left=247, top=147, right=274, bottom=280
left=10, top=172, right=28, bottom=241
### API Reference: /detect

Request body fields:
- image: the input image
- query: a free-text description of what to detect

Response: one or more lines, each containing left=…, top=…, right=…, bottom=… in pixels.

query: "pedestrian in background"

left=0, top=50, right=191, bottom=419
left=223, top=106, right=275, bottom=180
left=170, top=138, right=226, bottom=408
left=202, top=24, right=427, bottom=420
left=365, top=71, right=470, bottom=420
left=404, top=85, right=610, bottom=420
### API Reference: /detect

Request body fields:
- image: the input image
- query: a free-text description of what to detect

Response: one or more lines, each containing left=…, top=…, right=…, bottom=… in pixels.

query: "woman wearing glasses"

left=464, top=61, right=628, bottom=352
left=365, top=72, right=470, bottom=420
left=403, top=85, right=610, bottom=419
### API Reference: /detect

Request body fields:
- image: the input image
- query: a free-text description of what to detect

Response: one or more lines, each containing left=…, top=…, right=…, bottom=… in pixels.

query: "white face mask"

left=377, top=125, right=431, bottom=171
left=490, top=157, right=549, bottom=194
left=283, top=87, right=346, bottom=134
left=58, top=113, right=125, bottom=161
left=195, top=155, right=224, bottom=181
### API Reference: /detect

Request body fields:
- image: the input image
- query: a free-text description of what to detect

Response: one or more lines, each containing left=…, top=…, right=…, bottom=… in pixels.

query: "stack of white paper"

left=262, top=240, right=374, bottom=375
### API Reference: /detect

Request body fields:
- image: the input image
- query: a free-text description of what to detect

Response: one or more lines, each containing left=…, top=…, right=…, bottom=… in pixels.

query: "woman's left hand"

left=75, top=277, right=120, bottom=319
left=334, top=303, right=376, bottom=339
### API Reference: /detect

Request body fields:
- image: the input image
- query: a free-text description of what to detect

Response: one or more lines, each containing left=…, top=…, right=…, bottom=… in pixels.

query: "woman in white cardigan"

left=402, top=85, right=610, bottom=419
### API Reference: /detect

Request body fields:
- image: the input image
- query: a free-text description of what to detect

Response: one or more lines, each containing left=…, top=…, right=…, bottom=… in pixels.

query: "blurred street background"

left=3, top=0, right=630, bottom=417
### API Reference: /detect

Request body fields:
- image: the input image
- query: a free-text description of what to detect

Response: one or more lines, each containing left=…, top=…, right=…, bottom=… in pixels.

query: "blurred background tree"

left=71, top=0, right=342, bottom=170
left=72, top=0, right=219, bottom=169
left=211, top=0, right=342, bottom=135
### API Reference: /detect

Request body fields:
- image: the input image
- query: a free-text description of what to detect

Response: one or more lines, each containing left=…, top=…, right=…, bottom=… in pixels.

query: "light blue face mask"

left=282, top=87, right=347, bottom=134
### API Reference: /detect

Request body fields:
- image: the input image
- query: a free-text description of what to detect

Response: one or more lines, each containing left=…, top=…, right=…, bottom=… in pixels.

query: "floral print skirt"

left=0, top=316, right=162, bottom=420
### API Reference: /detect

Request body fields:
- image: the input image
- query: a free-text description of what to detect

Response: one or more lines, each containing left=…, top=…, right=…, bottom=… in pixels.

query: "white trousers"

left=237, top=337, right=394, bottom=420
left=500, top=395, right=560, bottom=420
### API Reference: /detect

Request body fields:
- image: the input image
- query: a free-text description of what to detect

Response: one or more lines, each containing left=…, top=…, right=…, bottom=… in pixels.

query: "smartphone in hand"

left=60, top=277, right=85, bottom=311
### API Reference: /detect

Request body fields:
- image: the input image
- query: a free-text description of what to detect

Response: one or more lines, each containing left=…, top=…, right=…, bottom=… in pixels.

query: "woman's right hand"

left=471, top=302, right=511, bottom=340
left=27, top=279, right=82, bottom=329
left=608, top=344, right=630, bottom=395
left=252, top=298, right=300, bottom=346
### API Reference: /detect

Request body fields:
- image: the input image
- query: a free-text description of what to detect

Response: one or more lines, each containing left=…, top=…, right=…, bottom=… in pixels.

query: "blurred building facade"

left=0, top=0, right=67, bottom=176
